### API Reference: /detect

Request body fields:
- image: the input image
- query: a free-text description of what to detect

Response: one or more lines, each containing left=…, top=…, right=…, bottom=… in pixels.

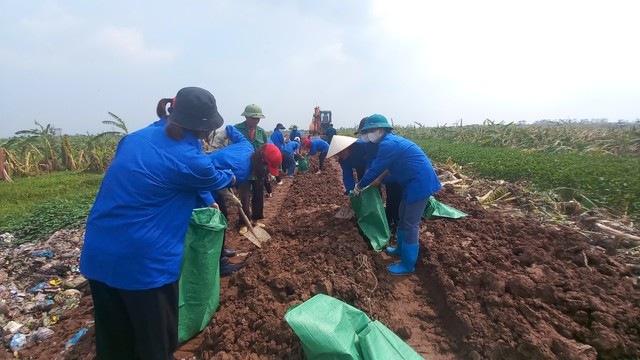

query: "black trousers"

left=238, top=179, right=264, bottom=222
left=385, top=182, right=403, bottom=232
left=319, top=151, right=327, bottom=171
left=89, top=279, right=179, bottom=360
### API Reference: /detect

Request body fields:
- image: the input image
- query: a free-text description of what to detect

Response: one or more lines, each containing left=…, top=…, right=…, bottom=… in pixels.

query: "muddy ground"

left=7, top=156, right=640, bottom=359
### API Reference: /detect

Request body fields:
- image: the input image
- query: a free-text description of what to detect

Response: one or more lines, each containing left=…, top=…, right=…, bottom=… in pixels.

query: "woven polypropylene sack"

left=178, top=207, right=226, bottom=343
left=359, top=321, right=424, bottom=360
left=422, top=196, right=467, bottom=219
left=285, top=294, right=423, bottom=360
left=298, top=156, right=309, bottom=173
left=285, top=294, right=371, bottom=359
left=350, top=187, right=390, bottom=251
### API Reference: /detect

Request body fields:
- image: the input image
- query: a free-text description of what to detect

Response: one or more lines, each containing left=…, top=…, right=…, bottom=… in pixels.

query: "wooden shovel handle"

left=370, top=170, right=390, bottom=187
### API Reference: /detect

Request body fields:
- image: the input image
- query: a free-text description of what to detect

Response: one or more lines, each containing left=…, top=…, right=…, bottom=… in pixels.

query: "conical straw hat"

left=327, top=135, right=358, bottom=158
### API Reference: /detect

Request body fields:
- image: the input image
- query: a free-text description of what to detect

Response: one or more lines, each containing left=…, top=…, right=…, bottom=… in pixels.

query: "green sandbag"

left=423, top=196, right=467, bottom=219
left=350, top=187, right=390, bottom=251
left=285, top=294, right=371, bottom=359
left=359, top=321, right=424, bottom=360
left=298, top=156, right=309, bottom=173
left=285, top=294, right=423, bottom=360
left=178, top=207, right=226, bottom=343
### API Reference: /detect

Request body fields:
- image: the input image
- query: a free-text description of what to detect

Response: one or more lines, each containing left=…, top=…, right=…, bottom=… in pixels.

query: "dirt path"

left=187, top=157, right=461, bottom=359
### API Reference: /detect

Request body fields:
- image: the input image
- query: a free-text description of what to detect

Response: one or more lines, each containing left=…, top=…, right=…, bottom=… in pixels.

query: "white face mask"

left=367, top=130, right=384, bottom=143
left=360, top=134, right=370, bottom=143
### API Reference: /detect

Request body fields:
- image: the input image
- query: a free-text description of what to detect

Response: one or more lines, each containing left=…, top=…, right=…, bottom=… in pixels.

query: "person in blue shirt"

left=80, top=87, right=236, bottom=359
left=326, top=135, right=367, bottom=195
left=356, top=118, right=403, bottom=234
left=270, top=123, right=287, bottom=151
left=289, top=125, right=301, bottom=142
left=205, top=124, right=258, bottom=275
left=352, top=114, right=442, bottom=275
left=302, top=138, right=330, bottom=173
left=324, top=123, right=337, bottom=144
left=149, top=97, right=241, bottom=271
left=282, top=138, right=302, bottom=177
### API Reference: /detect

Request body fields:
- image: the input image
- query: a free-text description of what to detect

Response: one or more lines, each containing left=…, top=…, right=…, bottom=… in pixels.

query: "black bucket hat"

left=170, top=87, right=224, bottom=131
left=275, top=123, right=286, bottom=130
left=354, top=117, right=368, bottom=135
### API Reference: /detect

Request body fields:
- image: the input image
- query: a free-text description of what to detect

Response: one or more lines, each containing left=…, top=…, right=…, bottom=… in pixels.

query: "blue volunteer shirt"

left=149, top=117, right=168, bottom=128
left=338, top=140, right=368, bottom=194
left=289, top=129, right=301, bottom=141
left=209, top=125, right=254, bottom=186
left=80, top=126, right=235, bottom=290
left=357, top=133, right=442, bottom=204
left=308, top=138, right=330, bottom=155
left=270, top=129, right=286, bottom=151
left=198, top=125, right=255, bottom=206
left=283, top=141, right=300, bottom=154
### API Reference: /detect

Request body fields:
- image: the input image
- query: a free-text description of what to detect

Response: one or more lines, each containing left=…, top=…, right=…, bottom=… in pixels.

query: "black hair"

left=156, top=98, right=173, bottom=118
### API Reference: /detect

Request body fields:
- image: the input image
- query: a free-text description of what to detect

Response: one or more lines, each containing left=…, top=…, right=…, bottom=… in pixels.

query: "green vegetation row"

left=414, top=138, right=640, bottom=221
left=0, top=172, right=102, bottom=243
left=340, top=121, right=640, bottom=157
left=1, top=117, right=126, bottom=177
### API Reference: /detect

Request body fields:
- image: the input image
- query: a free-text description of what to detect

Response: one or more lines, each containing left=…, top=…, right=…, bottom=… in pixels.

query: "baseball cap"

left=263, top=143, right=282, bottom=177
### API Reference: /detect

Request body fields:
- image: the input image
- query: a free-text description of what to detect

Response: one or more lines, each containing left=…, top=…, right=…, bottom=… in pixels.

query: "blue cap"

left=360, top=114, right=393, bottom=132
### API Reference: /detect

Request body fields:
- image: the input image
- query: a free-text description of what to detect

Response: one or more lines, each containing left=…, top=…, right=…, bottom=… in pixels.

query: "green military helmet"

left=360, top=114, right=393, bottom=132
left=241, top=104, right=265, bottom=118
left=290, top=125, right=299, bottom=130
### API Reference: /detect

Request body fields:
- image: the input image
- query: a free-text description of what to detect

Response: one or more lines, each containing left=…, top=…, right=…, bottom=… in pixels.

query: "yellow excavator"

left=308, top=106, right=332, bottom=136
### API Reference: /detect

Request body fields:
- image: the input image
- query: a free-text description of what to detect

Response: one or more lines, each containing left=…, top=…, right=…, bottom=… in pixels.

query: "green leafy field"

left=415, top=139, right=640, bottom=220
left=2, top=122, right=638, bottom=243
left=0, top=172, right=102, bottom=243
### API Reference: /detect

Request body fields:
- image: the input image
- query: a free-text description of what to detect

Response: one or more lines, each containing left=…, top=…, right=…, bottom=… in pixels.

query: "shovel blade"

left=243, top=226, right=271, bottom=247
left=334, top=206, right=354, bottom=219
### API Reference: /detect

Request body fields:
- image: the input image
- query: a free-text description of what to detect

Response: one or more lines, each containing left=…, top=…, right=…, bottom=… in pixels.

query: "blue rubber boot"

left=388, top=242, right=419, bottom=275
left=385, top=230, right=405, bottom=256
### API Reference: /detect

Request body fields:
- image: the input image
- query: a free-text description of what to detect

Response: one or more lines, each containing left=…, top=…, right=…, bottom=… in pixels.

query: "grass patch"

left=414, top=139, right=640, bottom=220
left=0, top=172, right=103, bottom=243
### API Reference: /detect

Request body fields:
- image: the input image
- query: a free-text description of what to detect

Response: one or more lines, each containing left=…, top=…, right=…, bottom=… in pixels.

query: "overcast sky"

left=1, top=0, right=638, bottom=138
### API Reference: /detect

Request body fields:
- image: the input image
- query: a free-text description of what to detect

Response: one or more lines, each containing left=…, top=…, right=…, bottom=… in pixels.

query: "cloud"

left=19, top=1, right=76, bottom=36
left=95, top=26, right=175, bottom=64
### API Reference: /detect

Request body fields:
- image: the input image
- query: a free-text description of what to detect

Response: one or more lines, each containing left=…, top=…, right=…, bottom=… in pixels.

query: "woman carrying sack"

left=80, top=87, right=236, bottom=359
left=352, top=114, right=442, bottom=275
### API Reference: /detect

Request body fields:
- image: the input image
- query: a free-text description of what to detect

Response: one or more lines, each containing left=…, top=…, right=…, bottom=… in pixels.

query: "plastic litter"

left=30, top=249, right=53, bottom=258
left=10, top=333, right=27, bottom=351
left=34, top=298, right=56, bottom=311
left=3, top=321, right=24, bottom=333
left=29, top=282, right=47, bottom=293
left=65, top=328, right=88, bottom=348
left=30, top=327, right=55, bottom=343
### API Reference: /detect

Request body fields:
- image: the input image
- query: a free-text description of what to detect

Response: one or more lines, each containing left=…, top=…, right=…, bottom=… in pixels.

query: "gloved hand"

left=351, top=185, right=362, bottom=197
left=218, top=188, right=242, bottom=207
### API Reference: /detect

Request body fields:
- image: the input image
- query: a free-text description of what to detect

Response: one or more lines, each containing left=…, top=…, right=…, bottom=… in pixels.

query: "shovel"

left=335, top=170, right=390, bottom=219
left=236, top=205, right=271, bottom=248
left=334, top=206, right=355, bottom=219
left=218, top=188, right=271, bottom=248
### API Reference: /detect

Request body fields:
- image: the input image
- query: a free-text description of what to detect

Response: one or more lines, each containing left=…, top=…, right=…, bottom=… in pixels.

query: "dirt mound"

left=422, top=188, right=640, bottom=359
left=10, top=156, right=640, bottom=359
